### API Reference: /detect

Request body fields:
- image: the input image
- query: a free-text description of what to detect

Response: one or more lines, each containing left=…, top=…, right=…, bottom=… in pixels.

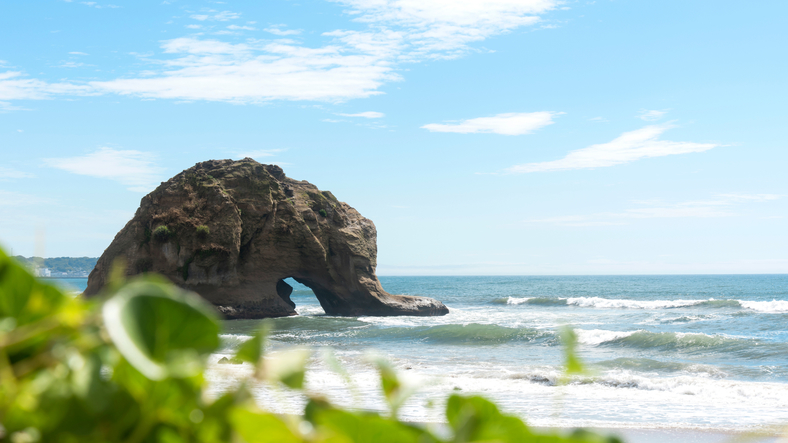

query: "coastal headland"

left=84, top=158, right=449, bottom=318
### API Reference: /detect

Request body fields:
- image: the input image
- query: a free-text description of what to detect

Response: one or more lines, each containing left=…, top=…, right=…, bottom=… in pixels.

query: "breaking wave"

left=494, top=296, right=788, bottom=312
left=571, top=329, right=788, bottom=358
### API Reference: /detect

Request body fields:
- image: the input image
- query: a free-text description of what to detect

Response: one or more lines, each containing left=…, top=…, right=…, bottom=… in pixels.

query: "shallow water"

left=59, top=275, right=788, bottom=431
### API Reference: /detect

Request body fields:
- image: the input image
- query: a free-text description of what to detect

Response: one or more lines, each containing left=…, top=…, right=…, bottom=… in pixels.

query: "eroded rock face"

left=85, top=159, right=449, bottom=318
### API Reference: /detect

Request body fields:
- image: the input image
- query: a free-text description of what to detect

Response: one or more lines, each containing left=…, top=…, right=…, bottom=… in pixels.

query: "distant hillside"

left=13, top=256, right=97, bottom=277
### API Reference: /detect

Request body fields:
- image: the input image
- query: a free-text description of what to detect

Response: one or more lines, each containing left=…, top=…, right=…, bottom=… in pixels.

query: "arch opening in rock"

left=275, top=278, right=296, bottom=309
left=277, top=277, right=332, bottom=315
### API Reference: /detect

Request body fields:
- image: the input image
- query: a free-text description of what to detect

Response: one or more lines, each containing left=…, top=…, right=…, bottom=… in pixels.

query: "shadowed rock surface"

left=84, top=159, right=449, bottom=318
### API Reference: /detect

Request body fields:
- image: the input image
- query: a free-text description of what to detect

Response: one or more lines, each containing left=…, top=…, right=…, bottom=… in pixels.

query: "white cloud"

left=1, top=0, right=557, bottom=106
left=508, top=123, right=719, bottom=173
left=68, top=51, right=89, bottom=55
left=265, top=28, right=301, bottom=36
left=227, top=25, right=256, bottom=31
left=527, top=194, right=782, bottom=226
left=0, top=71, right=92, bottom=101
left=190, top=11, right=241, bottom=21
left=0, top=101, right=28, bottom=112
left=638, top=109, right=667, bottom=121
left=589, top=116, right=608, bottom=122
left=339, top=111, right=384, bottom=118
left=79, top=1, right=120, bottom=8
left=86, top=38, right=399, bottom=103
left=44, top=148, right=164, bottom=192
left=717, top=193, right=782, bottom=202
left=423, top=111, right=557, bottom=135
left=186, top=24, right=202, bottom=29
left=334, top=0, right=557, bottom=58
left=58, top=61, right=84, bottom=68
left=0, top=167, right=35, bottom=180
left=0, top=190, right=51, bottom=207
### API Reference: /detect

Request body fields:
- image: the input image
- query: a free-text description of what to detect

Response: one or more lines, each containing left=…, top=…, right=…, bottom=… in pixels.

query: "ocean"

left=56, top=275, right=788, bottom=432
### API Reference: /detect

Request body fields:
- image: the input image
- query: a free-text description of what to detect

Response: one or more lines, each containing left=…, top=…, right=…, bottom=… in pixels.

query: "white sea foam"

left=504, top=296, right=788, bottom=313
left=575, top=329, right=639, bottom=345
left=218, top=333, right=252, bottom=352
left=566, top=297, right=709, bottom=309
left=296, top=305, right=327, bottom=316
left=505, top=297, right=532, bottom=305
left=739, top=299, right=788, bottom=313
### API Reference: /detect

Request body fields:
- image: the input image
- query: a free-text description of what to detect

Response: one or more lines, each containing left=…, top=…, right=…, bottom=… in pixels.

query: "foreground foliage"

left=0, top=247, right=622, bottom=443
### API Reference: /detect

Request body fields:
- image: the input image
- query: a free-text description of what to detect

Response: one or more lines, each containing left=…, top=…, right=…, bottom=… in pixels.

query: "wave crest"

left=495, top=296, right=788, bottom=313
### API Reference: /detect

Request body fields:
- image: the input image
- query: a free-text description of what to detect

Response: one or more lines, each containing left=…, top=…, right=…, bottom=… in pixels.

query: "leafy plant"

left=318, top=209, right=327, bottom=218
left=152, top=225, right=173, bottom=242
left=196, top=225, right=210, bottom=240
left=0, top=246, right=627, bottom=443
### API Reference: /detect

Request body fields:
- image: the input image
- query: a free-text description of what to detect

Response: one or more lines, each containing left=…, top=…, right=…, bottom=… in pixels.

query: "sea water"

left=57, top=275, right=788, bottom=431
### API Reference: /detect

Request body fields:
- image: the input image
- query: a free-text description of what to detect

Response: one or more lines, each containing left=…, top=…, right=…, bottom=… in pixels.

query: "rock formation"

left=85, top=159, right=449, bottom=319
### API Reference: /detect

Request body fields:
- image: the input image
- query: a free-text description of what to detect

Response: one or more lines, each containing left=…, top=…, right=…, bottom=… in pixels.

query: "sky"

left=0, top=0, right=786, bottom=275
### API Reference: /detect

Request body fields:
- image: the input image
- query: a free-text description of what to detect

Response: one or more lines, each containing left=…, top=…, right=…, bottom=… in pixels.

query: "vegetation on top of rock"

left=196, top=225, right=210, bottom=240
left=0, top=246, right=625, bottom=443
left=152, top=225, right=173, bottom=242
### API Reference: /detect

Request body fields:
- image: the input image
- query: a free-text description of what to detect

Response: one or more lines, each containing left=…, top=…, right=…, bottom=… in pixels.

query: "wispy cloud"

left=638, top=109, right=667, bottom=121
left=334, top=0, right=557, bottom=59
left=227, top=25, right=255, bottom=31
left=508, top=123, right=720, bottom=173
left=44, top=147, right=164, bottom=192
left=85, top=38, right=399, bottom=103
left=0, top=167, right=35, bottom=180
left=717, top=193, right=782, bottom=202
left=423, top=111, right=557, bottom=135
left=0, top=71, right=92, bottom=101
left=58, top=61, right=84, bottom=68
left=0, top=190, right=51, bottom=207
left=0, top=101, right=29, bottom=112
left=79, top=1, right=120, bottom=8
left=68, top=51, right=89, bottom=55
left=264, top=27, right=301, bottom=36
left=339, top=111, right=384, bottom=118
left=190, top=11, right=241, bottom=21
left=1, top=1, right=558, bottom=107
left=527, top=194, right=782, bottom=227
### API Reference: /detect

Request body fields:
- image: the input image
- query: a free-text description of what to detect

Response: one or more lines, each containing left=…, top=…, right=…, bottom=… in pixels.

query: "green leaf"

left=367, top=355, right=417, bottom=419
left=446, top=395, right=533, bottom=443
left=230, top=409, right=301, bottom=443
left=310, top=408, right=435, bottom=443
left=262, top=348, right=311, bottom=389
left=102, top=277, right=220, bottom=380
left=235, top=322, right=270, bottom=365
left=0, top=256, right=67, bottom=326
left=559, top=326, right=585, bottom=376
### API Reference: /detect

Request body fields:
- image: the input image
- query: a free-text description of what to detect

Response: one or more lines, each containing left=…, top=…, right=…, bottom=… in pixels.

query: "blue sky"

left=1, top=0, right=786, bottom=274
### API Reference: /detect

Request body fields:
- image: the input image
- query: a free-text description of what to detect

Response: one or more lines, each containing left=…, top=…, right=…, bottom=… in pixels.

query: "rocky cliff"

left=84, top=159, right=449, bottom=318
